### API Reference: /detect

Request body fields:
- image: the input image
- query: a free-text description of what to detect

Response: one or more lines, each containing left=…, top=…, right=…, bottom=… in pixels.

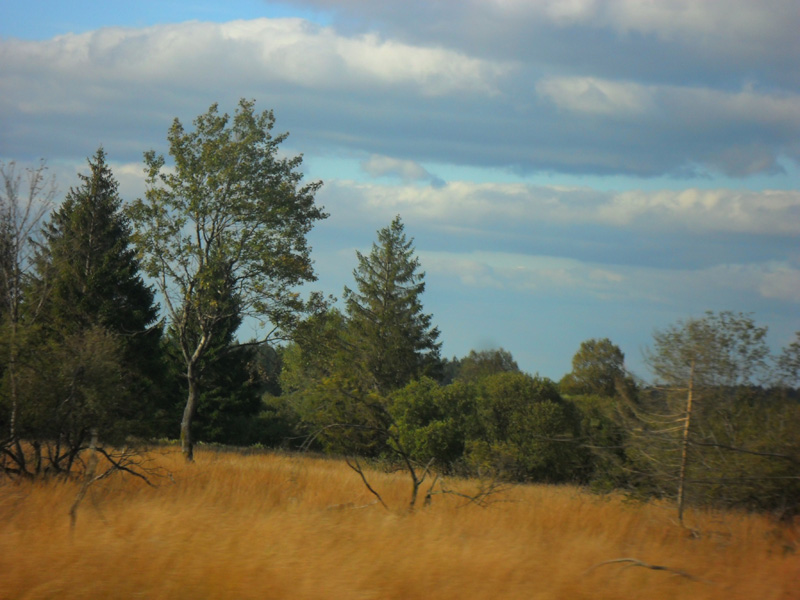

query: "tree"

left=389, top=377, right=479, bottom=472
left=344, top=216, right=441, bottom=393
left=560, top=338, right=627, bottom=397
left=128, top=99, right=327, bottom=461
left=32, top=149, right=163, bottom=430
left=640, top=311, right=773, bottom=523
left=455, top=348, right=519, bottom=383
left=468, top=372, right=587, bottom=483
left=0, top=160, right=54, bottom=476
left=776, top=331, right=800, bottom=389
left=14, top=326, right=130, bottom=475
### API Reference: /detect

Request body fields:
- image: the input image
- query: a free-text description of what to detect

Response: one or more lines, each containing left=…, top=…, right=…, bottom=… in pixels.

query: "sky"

left=2, top=0, right=799, bottom=381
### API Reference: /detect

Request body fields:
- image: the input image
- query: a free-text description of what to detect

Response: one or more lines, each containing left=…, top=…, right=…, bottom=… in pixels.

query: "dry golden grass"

left=1, top=448, right=797, bottom=599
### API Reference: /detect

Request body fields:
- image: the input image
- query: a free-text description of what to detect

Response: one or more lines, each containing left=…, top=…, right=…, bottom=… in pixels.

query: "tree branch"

left=585, top=558, right=712, bottom=583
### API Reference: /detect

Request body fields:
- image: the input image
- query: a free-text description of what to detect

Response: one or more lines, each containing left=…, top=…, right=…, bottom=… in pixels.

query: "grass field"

left=1, top=447, right=797, bottom=599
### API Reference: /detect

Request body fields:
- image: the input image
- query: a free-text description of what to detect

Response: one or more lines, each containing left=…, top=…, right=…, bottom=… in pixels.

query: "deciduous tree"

left=129, top=99, right=326, bottom=461
left=455, top=348, right=519, bottom=383
left=638, top=311, right=776, bottom=522
left=560, top=338, right=627, bottom=397
left=0, top=160, right=54, bottom=476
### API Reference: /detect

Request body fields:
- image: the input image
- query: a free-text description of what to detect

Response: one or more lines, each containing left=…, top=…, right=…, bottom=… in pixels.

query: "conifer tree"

left=344, top=216, right=441, bottom=392
left=37, top=148, right=159, bottom=340
left=33, top=148, right=163, bottom=436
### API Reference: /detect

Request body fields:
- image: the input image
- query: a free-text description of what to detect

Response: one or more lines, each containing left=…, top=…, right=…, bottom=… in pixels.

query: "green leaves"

left=560, top=338, right=627, bottom=397
left=128, top=100, right=327, bottom=458
left=645, top=311, right=770, bottom=389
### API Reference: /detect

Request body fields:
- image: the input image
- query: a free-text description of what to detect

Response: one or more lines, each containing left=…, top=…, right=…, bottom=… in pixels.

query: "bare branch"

left=585, top=557, right=713, bottom=584
left=345, top=456, right=388, bottom=510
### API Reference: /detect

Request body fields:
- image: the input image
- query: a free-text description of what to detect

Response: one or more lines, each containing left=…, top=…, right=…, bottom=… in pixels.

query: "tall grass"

left=1, top=448, right=797, bottom=599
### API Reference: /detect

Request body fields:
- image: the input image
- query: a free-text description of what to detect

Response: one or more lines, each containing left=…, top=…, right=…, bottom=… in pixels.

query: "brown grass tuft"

left=1, top=448, right=797, bottom=599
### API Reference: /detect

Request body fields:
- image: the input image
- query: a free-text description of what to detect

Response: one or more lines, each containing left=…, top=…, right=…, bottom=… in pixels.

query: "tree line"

left=1, top=100, right=798, bottom=520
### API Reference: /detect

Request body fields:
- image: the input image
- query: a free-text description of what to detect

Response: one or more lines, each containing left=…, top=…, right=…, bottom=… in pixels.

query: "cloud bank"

left=3, top=3, right=800, bottom=176
left=2, top=0, right=798, bottom=377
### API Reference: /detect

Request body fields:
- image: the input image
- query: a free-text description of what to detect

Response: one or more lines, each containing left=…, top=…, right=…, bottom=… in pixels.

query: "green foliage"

left=646, top=311, right=770, bottom=389
left=693, top=393, right=800, bottom=516
left=130, top=99, right=326, bottom=332
left=559, top=338, right=627, bottom=397
left=570, top=394, right=631, bottom=492
left=32, top=148, right=165, bottom=427
left=277, top=308, right=381, bottom=453
left=1, top=151, right=167, bottom=477
left=284, top=217, right=443, bottom=458
left=279, top=308, right=348, bottom=396
left=776, top=331, right=800, bottom=389
left=2, top=326, right=135, bottom=474
left=254, top=392, right=302, bottom=448
left=629, top=311, right=798, bottom=517
left=344, top=216, right=441, bottom=393
left=468, top=372, right=588, bottom=483
left=35, top=149, right=159, bottom=338
left=128, top=99, right=326, bottom=458
left=193, top=344, right=262, bottom=445
left=452, top=348, right=519, bottom=383
left=389, top=377, right=478, bottom=470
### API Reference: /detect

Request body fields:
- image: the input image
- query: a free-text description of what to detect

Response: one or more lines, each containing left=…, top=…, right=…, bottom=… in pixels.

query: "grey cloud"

left=360, top=154, right=445, bottom=187
left=286, top=0, right=800, bottom=87
left=2, top=9, right=799, bottom=177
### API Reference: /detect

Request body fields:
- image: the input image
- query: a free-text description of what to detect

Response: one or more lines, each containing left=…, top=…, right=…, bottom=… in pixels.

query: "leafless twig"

left=585, top=557, right=713, bottom=583
left=345, top=456, right=389, bottom=510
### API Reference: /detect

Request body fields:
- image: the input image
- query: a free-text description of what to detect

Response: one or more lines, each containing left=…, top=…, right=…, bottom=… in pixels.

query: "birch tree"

left=0, top=160, right=54, bottom=476
left=129, top=99, right=326, bottom=461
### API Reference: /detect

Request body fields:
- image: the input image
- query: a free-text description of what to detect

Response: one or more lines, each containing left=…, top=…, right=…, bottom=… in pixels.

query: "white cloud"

left=3, top=3, right=800, bottom=176
left=321, top=180, right=800, bottom=236
left=536, top=76, right=800, bottom=134
left=0, top=19, right=510, bottom=100
left=421, top=251, right=624, bottom=296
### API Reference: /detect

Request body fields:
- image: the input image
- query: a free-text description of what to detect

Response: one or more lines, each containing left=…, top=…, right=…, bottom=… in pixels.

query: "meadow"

left=0, top=448, right=797, bottom=599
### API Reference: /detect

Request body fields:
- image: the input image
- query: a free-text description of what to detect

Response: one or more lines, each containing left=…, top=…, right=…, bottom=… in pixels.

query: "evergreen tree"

left=344, top=216, right=441, bottom=393
left=33, top=148, right=163, bottom=436
left=37, top=149, right=158, bottom=336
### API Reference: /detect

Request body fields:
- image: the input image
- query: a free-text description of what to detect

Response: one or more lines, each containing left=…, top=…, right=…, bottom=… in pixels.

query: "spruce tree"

left=33, top=148, right=163, bottom=435
left=37, top=149, right=158, bottom=337
left=344, top=216, right=441, bottom=392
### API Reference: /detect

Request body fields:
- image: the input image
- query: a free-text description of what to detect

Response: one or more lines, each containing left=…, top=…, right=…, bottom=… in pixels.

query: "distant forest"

left=2, top=100, right=798, bottom=520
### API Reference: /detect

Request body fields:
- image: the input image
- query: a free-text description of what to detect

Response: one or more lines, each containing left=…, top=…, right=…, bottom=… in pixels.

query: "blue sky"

left=2, top=0, right=799, bottom=380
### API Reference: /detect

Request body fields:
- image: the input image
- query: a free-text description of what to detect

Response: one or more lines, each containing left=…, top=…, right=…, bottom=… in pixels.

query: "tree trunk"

left=676, top=359, right=695, bottom=525
left=70, top=428, right=99, bottom=531
left=6, top=319, right=26, bottom=476
left=181, top=363, right=199, bottom=462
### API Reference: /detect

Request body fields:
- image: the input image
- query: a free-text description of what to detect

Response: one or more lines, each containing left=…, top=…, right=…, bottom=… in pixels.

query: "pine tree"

left=344, top=216, right=441, bottom=393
